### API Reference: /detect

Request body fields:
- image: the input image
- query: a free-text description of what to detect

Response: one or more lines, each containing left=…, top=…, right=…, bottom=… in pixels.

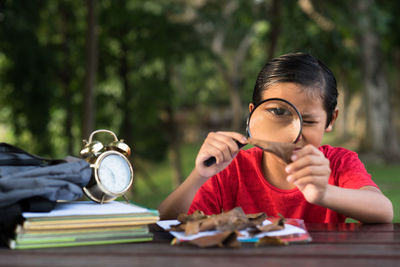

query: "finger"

left=286, top=154, right=329, bottom=174
left=216, top=131, right=248, bottom=146
left=292, top=175, right=326, bottom=189
left=213, top=132, right=243, bottom=152
left=199, top=143, right=226, bottom=165
left=292, top=176, right=314, bottom=188
left=291, top=144, right=323, bottom=161
left=200, top=132, right=240, bottom=165
left=209, top=133, right=240, bottom=161
left=287, top=164, right=330, bottom=183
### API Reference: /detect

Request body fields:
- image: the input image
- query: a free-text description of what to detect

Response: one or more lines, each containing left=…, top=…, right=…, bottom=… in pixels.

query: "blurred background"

left=0, top=0, right=399, bottom=221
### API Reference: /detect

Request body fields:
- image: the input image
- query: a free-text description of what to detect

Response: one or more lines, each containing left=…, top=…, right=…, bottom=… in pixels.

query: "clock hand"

left=106, top=166, right=117, bottom=184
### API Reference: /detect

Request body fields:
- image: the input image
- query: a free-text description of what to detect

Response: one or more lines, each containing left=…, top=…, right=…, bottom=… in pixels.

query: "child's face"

left=250, top=82, right=337, bottom=148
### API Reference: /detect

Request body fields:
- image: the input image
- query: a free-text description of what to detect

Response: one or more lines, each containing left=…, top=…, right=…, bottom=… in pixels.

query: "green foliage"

left=0, top=0, right=399, bottom=161
left=0, top=0, right=86, bottom=156
left=96, top=0, right=203, bottom=161
left=0, top=0, right=399, bottom=216
left=0, top=0, right=55, bottom=154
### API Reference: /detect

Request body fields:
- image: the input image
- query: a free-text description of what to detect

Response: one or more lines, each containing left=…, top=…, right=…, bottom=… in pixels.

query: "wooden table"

left=1, top=223, right=399, bottom=267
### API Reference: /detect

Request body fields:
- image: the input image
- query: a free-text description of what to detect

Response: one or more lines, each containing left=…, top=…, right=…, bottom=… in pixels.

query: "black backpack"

left=0, top=143, right=91, bottom=240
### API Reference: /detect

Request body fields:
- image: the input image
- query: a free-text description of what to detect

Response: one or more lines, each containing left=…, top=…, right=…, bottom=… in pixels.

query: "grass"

left=131, top=143, right=400, bottom=222
left=365, top=164, right=400, bottom=222
left=130, top=143, right=200, bottom=210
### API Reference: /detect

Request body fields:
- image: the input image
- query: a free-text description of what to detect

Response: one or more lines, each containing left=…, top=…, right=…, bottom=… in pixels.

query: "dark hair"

left=252, top=52, right=338, bottom=127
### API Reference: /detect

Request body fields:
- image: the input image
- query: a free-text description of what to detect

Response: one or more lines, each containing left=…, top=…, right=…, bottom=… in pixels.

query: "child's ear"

left=249, top=103, right=255, bottom=113
left=325, top=108, right=339, bottom=132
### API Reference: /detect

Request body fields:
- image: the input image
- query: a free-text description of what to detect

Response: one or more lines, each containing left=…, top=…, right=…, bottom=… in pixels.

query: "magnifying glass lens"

left=203, top=98, right=302, bottom=167
left=248, top=99, right=302, bottom=143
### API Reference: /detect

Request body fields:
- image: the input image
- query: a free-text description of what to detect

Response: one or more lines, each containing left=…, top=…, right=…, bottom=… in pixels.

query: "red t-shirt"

left=188, top=145, right=378, bottom=223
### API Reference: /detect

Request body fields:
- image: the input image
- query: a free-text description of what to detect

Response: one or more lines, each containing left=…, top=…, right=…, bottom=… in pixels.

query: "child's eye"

left=303, top=120, right=317, bottom=125
left=266, top=108, right=291, bottom=117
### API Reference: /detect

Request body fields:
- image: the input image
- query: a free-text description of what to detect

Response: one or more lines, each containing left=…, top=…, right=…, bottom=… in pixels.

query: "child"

left=158, top=52, right=393, bottom=223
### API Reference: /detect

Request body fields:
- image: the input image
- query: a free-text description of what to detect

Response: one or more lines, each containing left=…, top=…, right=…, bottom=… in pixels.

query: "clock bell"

left=80, top=129, right=134, bottom=204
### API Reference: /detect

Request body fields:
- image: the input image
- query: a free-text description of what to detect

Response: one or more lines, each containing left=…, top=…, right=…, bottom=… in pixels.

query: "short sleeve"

left=323, top=146, right=378, bottom=189
left=188, top=176, right=223, bottom=215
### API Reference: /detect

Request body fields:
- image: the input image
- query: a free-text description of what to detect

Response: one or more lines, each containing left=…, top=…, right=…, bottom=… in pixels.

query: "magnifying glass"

left=203, top=98, right=303, bottom=166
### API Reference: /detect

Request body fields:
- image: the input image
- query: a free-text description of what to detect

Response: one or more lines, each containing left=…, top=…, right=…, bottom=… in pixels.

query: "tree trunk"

left=267, top=0, right=281, bottom=61
left=166, top=105, right=184, bottom=188
left=228, top=77, right=243, bottom=132
left=119, top=41, right=134, bottom=147
left=58, top=5, right=74, bottom=155
left=356, top=0, right=400, bottom=162
left=216, top=62, right=243, bottom=132
left=210, top=1, right=245, bottom=132
left=62, top=64, right=74, bottom=155
left=82, top=0, right=98, bottom=140
left=165, top=66, right=184, bottom=188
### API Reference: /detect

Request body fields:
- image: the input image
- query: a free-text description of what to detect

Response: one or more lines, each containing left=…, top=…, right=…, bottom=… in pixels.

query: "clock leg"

left=122, top=194, right=130, bottom=203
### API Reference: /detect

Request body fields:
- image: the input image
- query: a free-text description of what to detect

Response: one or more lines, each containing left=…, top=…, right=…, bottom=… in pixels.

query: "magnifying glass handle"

left=203, top=140, right=246, bottom=167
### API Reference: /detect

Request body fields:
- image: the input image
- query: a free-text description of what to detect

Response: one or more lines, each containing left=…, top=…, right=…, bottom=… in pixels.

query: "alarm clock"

left=80, top=129, right=134, bottom=204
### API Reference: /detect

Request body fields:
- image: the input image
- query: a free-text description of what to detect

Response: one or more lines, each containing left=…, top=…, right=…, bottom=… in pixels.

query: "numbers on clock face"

left=98, top=153, right=132, bottom=194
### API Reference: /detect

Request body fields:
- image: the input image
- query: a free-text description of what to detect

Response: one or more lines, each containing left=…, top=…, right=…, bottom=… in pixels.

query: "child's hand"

left=285, top=144, right=331, bottom=204
left=195, top=131, right=247, bottom=179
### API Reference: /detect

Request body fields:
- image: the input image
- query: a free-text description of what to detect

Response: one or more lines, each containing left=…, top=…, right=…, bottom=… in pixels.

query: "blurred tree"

left=355, top=0, right=400, bottom=161
left=52, top=0, right=86, bottom=155
left=284, top=0, right=400, bottom=161
left=267, top=0, right=282, bottom=61
left=1, top=0, right=399, bottom=167
left=177, top=0, right=270, bottom=131
left=82, top=0, right=98, bottom=142
left=0, top=0, right=87, bottom=156
left=97, top=0, right=202, bottom=186
left=0, top=0, right=55, bottom=155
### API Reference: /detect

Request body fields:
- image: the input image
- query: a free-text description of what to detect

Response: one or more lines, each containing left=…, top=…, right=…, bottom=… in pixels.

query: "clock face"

left=97, top=153, right=132, bottom=194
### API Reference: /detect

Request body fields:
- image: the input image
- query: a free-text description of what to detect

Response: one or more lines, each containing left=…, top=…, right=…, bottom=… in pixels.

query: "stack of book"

left=8, top=201, right=159, bottom=249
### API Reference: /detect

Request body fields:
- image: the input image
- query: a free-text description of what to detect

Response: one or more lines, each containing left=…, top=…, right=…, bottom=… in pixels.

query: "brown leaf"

left=177, top=210, right=208, bottom=223
left=183, top=216, right=218, bottom=235
left=256, top=236, right=288, bottom=246
left=249, top=138, right=296, bottom=164
left=249, top=216, right=285, bottom=235
left=198, top=216, right=218, bottom=232
left=184, top=220, right=201, bottom=235
left=170, top=208, right=288, bottom=248
left=168, top=222, right=186, bottom=232
left=186, top=231, right=241, bottom=248
left=246, top=212, right=267, bottom=227
left=173, top=208, right=269, bottom=234
left=215, top=207, right=250, bottom=231
left=179, top=207, right=254, bottom=235
left=256, top=223, right=284, bottom=232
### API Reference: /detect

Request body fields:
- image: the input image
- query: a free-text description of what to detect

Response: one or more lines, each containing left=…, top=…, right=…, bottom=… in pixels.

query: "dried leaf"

left=246, top=212, right=267, bottom=227
left=177, top=210, right=207, bottom=223
left=256, top=236, right=288, bottom=246
left=184, top=220, right=201, bottom=235
left=249, top=138, right=296, bottom=164
left=214, top=207, right=250, bottom=231
left=256, top=223, right=284, bottom=232
left=173, top=208, right=269, bottom=235
left=168, top=223, right=186, bottom=232
left=248, top=216, right=285, bottom=235
left=187, top=231, right=241, bottom=248
left=170, top=207, right=288, bottom=248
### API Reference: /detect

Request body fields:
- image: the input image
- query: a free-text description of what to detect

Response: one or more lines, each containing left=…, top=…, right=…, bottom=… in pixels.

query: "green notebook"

left=8, top=201, right=159, bottom=249
left=10, top=234, right=153, bottom=249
